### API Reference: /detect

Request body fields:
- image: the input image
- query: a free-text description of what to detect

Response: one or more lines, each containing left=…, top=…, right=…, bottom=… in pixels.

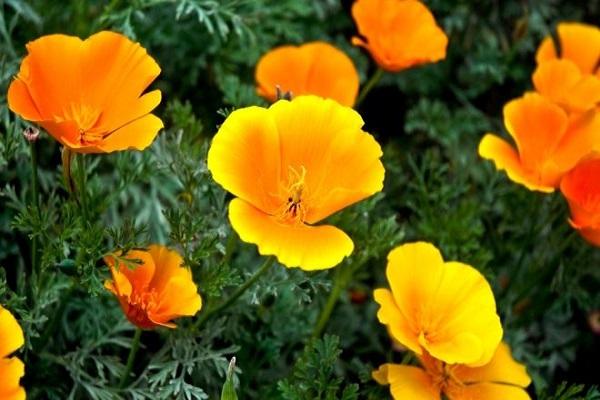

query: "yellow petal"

left=268, top=96, right=384, bottom=223
left=372, top=364, right=440, bottom=400
left=207, top=106, right=282, bottom=215
left=0, top=357, right=26, bottom=400
left=255, top=41, right=360, bottom=107
left=373, top=289, right=421, bottom=354
left=228, top=198, right=353, bottom=270
left=0, top=306, right=24, bottom=359
left=453, top=342, right=531, bottom=387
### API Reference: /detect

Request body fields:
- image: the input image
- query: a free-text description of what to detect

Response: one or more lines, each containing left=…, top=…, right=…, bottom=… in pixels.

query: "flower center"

left=277, top=165, right=308, bottom=224
left=61, top=102, right=103, bottom=145
left=125, top=289, right=159, bottom=328
left=423, top=355, right=464, bottom=397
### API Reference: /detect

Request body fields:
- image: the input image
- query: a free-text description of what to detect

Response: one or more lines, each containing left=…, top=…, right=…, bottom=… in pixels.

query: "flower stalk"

left=195, top=256, right=275, bottom=329
left=119, top=327, right=142, bottom=388
left=356, top=67, right=384, bottom=106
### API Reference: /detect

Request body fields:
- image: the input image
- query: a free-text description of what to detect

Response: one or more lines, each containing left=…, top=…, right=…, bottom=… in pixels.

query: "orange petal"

left=372, top=364, right=440, bottom=400
left=207, top=106, right=283, bottom=215
left=228, top=198, right=353, bottom=270
left=7, top=76, right=42, bottom=121
left=553, top=110, right=600, bottom=171
left=553, top=23, right=600, bottom=74
left=105, top=250, right=156, bottom=292
left=95, top=113, right=163, bottom=153
left=478, top=134, right=556, bottom=192
left=0, top=306, right=24, bottom=359
left=453, top=342, right=531, bottom=387
left=0, top=357, right=25, bottom=400
left=147, top=244, right=187, bottom=293
left=268, top=96, right=384, bottom=223
left=503, top=92, right=568, bottom=168
left=255, top=42, right=359, bottom=107
left=351, top=0, right=447, bottom=71
left=560, top=157, right=600, bottom=231
left=449, top=382, right=531, bottom=400
left=150, top=275, right=202, bottom=325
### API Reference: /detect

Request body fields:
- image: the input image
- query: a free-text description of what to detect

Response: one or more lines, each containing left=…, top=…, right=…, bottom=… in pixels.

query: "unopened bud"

left=23, top=126, right=40, bottom=142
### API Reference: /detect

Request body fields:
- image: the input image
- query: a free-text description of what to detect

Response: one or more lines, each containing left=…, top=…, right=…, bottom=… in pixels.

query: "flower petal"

left=150, top=275, right=202, bottom=325
left=450, top=382, right=531, bottom=400
left=228, top=198, right=353, bottom=270
left=478, top=133, right=556, bottom=192
left=373, top=288, right=421, bottom=354
left=0, top=307, right=24, bottom=359
left=255, top=42, right=359, bottom=107
left=351, top=0, right=447, bottom=71
left=0, top=357, right=25, bottom=400
left=268, top=96, right=384, bottom=223
left=453, top=342, right=531, bottom=387
left=96, top=113, right=163, bottom=153
left=372, top=364, right=440, bottom=400
left=536, top=23, right=600, bottom=75
left=207, top=106, right=282, bottom=215
left=105, top=250, right=156, bottom=293
left=7, top=75, right=42, bottom=121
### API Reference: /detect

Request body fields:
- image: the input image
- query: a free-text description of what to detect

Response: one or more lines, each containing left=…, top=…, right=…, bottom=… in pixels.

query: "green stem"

left=356, top=67, right=384, bottom=106
left=312, top=265, right=347, bottom=339
left=119, top=328, right=142, bottom=388
left=195, top=256, right=275, bottom=329
left=77, top=153, right=89, bottom=222
left=29, top=140, right=40, bottom=277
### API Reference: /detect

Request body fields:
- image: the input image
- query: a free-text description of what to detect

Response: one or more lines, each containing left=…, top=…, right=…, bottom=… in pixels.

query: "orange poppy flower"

left=255, top=42, right=359, bottom=107
left=351, top=0, right=448, bottom=72
left=207, top=95, right=385, bottom=270
left=560, top=157, right=600, bottom=246
left=374, top=242, right=502, bottom=367
left=0, top=305, right=25, bottom=400
left=479, top=92, right=600, bottom=192
left=7, top=31, right=163, bottom=153
left=373, top=343, right=531, bottom=400
left=104, top=244, right=202, bottom=329
left=536, top=22, right=600, bottom=78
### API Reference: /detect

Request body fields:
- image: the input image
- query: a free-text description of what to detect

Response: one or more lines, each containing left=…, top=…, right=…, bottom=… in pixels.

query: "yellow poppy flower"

left=0, top=305, right=25, bottom=400
left=104, top=244, right=202, bottom=329
left=374, top=242, right=502, bottom=366
left=373, top=343, right=531, bottom=400
left=255, top=41, right=359, bottom=107
left=207, top=95, right=385, bottom=270
left=7, top=31, right=163, bottom=153
left=351, top=0, right=448, bottom=72
left=479, top=92, right=600, bottom=192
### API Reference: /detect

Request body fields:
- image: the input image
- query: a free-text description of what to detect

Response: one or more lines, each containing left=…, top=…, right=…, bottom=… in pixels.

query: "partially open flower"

left=8, top=31, right=163, bottom=153
left=373, top=343, right=531, bottom=400
left=255, top=42, right=359, bottom=107
left=207, top=95, right=385, bottom=270
left=351, top=0, right=448, bottom=72
left=0, top=305, right=25, bottom=400
left=536, top=22, right=600, bottom=78
left=560, top=157, right=600, bottom=246
left=104, top=245, right=202, bottom=329
left=374, top=242, right=502, bottom=366
left=479, top=92, right=600, bottom=192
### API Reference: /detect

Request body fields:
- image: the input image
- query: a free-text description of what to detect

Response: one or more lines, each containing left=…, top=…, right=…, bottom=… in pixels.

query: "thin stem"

left=356, top=67, right=384, bottom=106
left=29, top=140, right=40, bottom=277
left=195, top=256, right=275, bottom=329
left=119, top=327, right=142, bottom=389
left=312, top=265, right=346, bottom=339
left=77, top=153, right=89, bottom=222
